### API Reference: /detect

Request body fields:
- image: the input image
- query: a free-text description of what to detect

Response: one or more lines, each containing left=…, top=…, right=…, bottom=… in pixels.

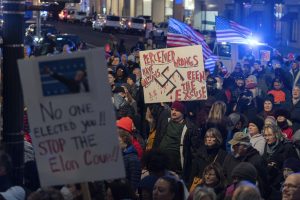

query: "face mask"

left=216, top=82, right=222, bottom=90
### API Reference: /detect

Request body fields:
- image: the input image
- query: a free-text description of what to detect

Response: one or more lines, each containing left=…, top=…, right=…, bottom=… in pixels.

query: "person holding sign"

left=154, top=101, right=200, bottom=183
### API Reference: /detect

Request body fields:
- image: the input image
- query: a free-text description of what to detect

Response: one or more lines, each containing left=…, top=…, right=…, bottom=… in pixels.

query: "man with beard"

left=223, top=132, right=270, bottom=199
left=154, top=101, right=200, bottom=182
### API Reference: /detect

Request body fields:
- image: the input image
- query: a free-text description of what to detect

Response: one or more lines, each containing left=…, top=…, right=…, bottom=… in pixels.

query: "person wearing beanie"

left=117, top=117, right=143, bottom=159
left=155, top=101, right=199, bottom=183
left=225, top=162, right=258, bottom=199
left=248, top=116, right=266, bottom=155
left=282, top=158, right=300, bottom=180
left=231, top=162, right=258, bottom=184
left=118, top=130, right=141, bottom=191
left=223, top=132, right=270, bottom=199
left=275, top=108, right=293, bottom=140
left=189, top=128, right=228, bottom=189
left=265, top=116, right=277, bottom=126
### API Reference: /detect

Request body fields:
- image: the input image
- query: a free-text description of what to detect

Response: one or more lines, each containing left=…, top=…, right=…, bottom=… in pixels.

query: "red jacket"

left=282, top=127, right=293, bottom=140
left=132, top=138, right=143, bottom=160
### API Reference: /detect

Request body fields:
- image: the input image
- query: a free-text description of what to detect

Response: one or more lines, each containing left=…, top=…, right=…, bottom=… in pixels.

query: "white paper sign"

left=140, top=45, right=207, bottom=103
left=18, top=48, right=125, bottom=187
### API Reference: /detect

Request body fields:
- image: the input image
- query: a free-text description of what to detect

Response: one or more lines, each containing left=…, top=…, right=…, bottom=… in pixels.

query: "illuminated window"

left=143, top=0, right=151, bottom=16
left=165, top=0, right=173, bottom=20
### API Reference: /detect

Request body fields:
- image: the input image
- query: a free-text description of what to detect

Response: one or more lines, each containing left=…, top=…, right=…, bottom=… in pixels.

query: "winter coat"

left=123, top=145, right=141, bottom=190
left=189, top=145, right=228, bottom=187
left=290, top=68, right=300, bottom=87
left=262, top=140, right=298, bottom=193
left=250, top=134, right=266, bottom=156
left=155, top=115, right=201, bottom=183
left=223, top=146, right=270, bottom=199
left=290, top=100, right=300, bottom=132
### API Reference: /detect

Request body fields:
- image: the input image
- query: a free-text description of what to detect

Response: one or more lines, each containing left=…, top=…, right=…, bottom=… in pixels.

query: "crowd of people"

left=1, top=33, right=300, bottom=200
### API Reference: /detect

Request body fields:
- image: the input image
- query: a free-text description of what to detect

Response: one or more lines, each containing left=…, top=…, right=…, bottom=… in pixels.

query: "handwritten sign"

left=140, top=45, right=207, bottom=103
left=18, top=49, right=125, bottom=187
left=260, top=50, right=271, bottom=62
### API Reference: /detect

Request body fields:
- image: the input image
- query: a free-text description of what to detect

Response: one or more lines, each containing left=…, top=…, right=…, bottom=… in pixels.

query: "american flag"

left=205, top=55, right=219, bottom=72
left=215, top=16, right=252, bottom=43
left=167, top=18, right=212, bottom=60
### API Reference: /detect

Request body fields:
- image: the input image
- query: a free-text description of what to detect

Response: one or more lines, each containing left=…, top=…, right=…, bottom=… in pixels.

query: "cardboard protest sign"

left=18, top=49, right=125, bottom=187
left=140, top=45, right=207, bottom=103
left=260, top=50, right=271, bottom=62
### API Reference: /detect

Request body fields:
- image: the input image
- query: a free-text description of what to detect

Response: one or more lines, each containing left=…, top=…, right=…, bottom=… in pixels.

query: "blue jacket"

left=123, top=145, right=141, bottom=190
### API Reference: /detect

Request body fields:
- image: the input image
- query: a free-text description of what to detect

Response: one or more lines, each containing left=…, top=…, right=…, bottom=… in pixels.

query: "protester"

left=248, top=116, right=266, bottom=155
left=152, top=176, right=185, bottom=200
left=282, top=173, right=300, bottom=200
left=118, top=128, right=141, bottom=190
left=290, top=85, right=300, bottom=132
left=189, top=128, right=227, bottom=188
left=232, top=180, right=262, bottom=200
left=155, top=101, right=200, bottom=182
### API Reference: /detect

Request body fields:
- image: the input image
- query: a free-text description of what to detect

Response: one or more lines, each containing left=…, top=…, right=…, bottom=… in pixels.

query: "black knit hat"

left=248, top=116, right=264, bottom=133
left=274, top=108, right=290, bottom=119
left=231, top=162, right=257, bottom=184
left=283, top=158, right=300, bottom=172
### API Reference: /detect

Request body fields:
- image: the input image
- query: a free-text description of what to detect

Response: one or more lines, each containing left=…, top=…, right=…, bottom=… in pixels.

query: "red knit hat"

left=171, top=101, right=186, bottom=114
left=116, top=117, right=133, bottom=133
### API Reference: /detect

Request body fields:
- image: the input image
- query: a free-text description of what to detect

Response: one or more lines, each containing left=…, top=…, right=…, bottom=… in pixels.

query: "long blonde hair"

left=208, top=101, right=227, bottom=121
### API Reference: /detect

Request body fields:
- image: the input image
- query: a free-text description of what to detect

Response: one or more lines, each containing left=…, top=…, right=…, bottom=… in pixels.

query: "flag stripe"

left=216, top=16, right=252, bottom=43
left=167, top=18, right=212, bottom=60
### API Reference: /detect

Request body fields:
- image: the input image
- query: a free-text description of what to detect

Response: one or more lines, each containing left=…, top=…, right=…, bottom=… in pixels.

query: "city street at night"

left=1, top=0, right=300, bottom=200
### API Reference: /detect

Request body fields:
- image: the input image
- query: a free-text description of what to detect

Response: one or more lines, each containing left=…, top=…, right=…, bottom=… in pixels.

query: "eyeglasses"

left=283, top=183, right=300, bottom=189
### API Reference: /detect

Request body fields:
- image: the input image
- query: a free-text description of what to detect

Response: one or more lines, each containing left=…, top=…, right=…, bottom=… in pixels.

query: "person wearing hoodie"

left=118, top=129, right=141, bottom=191
left=248, top=116, right=266, bottom=156
left=189, top=128, right=228, bottom=188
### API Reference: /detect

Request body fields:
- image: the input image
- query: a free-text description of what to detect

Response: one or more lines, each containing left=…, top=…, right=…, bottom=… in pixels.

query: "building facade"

left=64, top=0, right=299, bottom=53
